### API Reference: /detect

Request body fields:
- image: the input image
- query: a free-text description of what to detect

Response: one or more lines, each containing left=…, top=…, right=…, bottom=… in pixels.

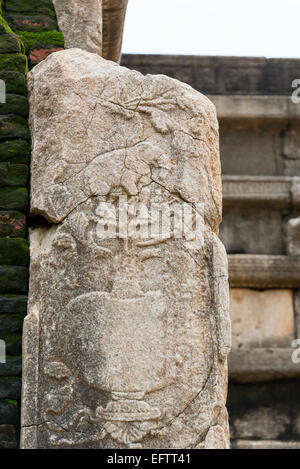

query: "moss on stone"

left=17, top=30, right=64, bottom=51
left=0, top=210, right=26, bottom=237
left=4, top=0, right=56, bottom=16
left=0, top=163, right=29, bottom=187
left=4, top=13, right=57, bottom=32
left=0, top=71, right=26, bottom=96
left=0, top=115, right=29, bottom=141
left=0, top=265, right=28, bottom=293
left=0, top=187, right=28, bottom=211
left=0, top=94, right=28, bottom=118
left=0, top=139, right=30, bottom=164
left=0, top=53, right=27, bottom=73
left=0, top=238, right=29, bottom=266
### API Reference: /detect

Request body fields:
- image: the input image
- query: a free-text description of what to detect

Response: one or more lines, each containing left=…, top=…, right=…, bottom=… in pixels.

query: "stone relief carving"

left=21, top=49, right=230, bottom=449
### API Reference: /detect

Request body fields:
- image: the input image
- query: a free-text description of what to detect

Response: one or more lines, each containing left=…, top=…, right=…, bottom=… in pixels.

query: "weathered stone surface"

left=53, top=0, right=102, bottom=55
left=231, top=407, right=290, bottom=440
left=286, top=217, right=300, bottom=256
left=0, top=294, right=28, bottom=314
left=228, top=348, right=300, bottom=382
left=0, top=238, right=29, bottom=266
left=228, top=254, right=300, bottom=289
left=230, top=289, right=294, bottom=348
left=0, top=377, right=21, bottom=400
left=22, top=49, right=231, bottom=449
left=0, top=211, right=26, bottom=237
left=0, top=71, right=26, bottom=96
left=0, top=115, right=29, bottom=141
left=0, top=314, right=25, bottom=334
left=0, top=139, right=30, bottom=164
left=0, top=163, right=29, bottom=187
left=4, top=13, right=57, bottom=32
left=0, top=53, right=27, bottom=73
left=0, top=187, right=28, bottom=211
left=0, top=266, right=28, bottom=293
left=5, top=0, right=55, bottom=15
left=0, top=424, right=18, bottom=449
left=0, top=94, right=29, bottom=118
left=0, top=400, right=18, bottom=425
left=232, top=440, right=300, bottom=449
left=0, top=356, right=22, bottom=377
left=103, top=0, right=128, bottom=63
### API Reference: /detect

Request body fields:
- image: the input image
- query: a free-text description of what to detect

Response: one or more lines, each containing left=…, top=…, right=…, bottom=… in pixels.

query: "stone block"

left=0, top=238, right=29, bottom=266
left=230, top=289, right=294, bottom=348
left=0, top=115, right=29, bottom=140
left=0, top=163, right=29, bottom=187
left=0, top=211, right=26, bottom=237
left=0, top=71, right=26, bottom=95
left=0, top=266, right=28, bottom=293
left=0, top=139, right=30, bottom=164
left=0, top=424, right=17, bottom=449
left=0, top=187, right=28, bottom=211
left=0, top=294, right=27, bottom=314
left=4, top=14, right=57, bottom=32
left=0, top=53, right=27, bottom=73
left=53, top=0, right=101, bottom=54
left=0, top=314, right=25, bottom=333
left=0, top=400, right=17, bottom=425
left=286, top=217, right=300, bottom=256
left=0, top=356, right=22, bottom=376
left=0, top=377, right=21, bottom=400
left=221, top=208, right=283, bottom=255
left=0, top=94, right=28, bottom=118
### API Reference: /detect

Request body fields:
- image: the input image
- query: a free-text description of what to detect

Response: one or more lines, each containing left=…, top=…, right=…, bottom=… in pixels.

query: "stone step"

left=229, top=348, right=300, bottom=382
left=228, top=254, right=300, bottom=288
left=232, top=440, right=300, bottom=449
left=209, top=95, right=300, bottom=121
left=222, top=175, right=300, bottom=209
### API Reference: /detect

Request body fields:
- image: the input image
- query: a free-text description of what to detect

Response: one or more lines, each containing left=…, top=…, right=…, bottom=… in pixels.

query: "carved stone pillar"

left=21, top=48, right=231, bottom=449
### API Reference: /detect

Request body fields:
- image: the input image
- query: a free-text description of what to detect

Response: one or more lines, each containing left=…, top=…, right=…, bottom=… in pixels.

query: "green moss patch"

left=0, top=163, right=29, bottom=187
left=0, top=139, right=30, bottom=163
left=0, top=187, right=28, bottom=211
left=0, top=52, right=27, bottom=73
left=0, top=238, right=29, bottom=266
left=4, top=13, right=57, bottom=32
left=17, top=30, right=64, bottom=51
left=0, top=71, right=26, bottom=95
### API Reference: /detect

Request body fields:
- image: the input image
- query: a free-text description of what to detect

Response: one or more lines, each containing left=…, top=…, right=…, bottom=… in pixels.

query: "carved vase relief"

left=21, top=49, right=231, bottom=449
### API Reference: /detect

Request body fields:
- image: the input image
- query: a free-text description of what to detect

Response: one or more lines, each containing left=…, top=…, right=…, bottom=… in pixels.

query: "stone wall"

left=0, top=0, right=61, bottom=448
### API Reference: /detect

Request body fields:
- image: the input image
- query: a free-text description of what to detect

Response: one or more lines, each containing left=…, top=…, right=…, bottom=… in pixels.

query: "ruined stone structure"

left=0, top=0, right=300, bottom=451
